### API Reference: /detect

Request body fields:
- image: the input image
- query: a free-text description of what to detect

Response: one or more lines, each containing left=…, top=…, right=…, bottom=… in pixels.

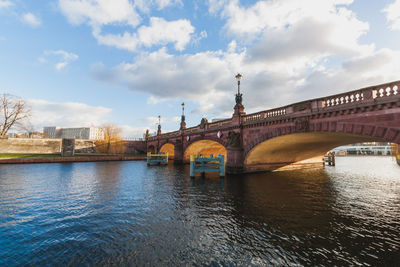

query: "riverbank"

left=0, top=154, right=145, bottom=164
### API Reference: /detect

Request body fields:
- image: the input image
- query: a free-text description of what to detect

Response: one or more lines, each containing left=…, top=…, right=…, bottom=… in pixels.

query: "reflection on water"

left=0, top=157, right=399, bottom=266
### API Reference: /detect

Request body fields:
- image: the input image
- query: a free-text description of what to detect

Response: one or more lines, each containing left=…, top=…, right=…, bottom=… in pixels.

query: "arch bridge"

left=146, top=80, right=400, bottom=174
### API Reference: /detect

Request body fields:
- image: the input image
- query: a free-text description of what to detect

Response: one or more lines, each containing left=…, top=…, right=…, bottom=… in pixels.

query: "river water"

left=0, top=157, right=399, bottom=266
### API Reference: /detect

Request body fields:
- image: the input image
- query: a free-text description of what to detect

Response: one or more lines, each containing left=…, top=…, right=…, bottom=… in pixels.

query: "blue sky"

left=1, top=0, right=400, bottom=137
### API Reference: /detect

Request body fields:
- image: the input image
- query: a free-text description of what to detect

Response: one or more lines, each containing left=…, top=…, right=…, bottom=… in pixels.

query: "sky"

left=1, top=0, right=400, bottom=138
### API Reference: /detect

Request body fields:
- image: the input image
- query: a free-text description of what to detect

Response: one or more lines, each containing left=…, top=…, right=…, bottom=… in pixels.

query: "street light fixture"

left=235, top=73, right=242, bottom=95
left=235, top=73, right=243, bottom=106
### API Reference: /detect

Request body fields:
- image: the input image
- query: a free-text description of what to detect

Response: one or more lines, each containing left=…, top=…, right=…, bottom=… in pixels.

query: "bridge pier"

left=226, top=147, right=244, bottom=174
left=173, top=139, right=184, bottom=164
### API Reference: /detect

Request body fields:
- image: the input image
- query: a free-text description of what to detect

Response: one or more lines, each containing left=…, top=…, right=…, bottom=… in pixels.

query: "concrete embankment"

left=0, top=156, right=145, bottom=164
left=0, top=138, right=146, bottom=154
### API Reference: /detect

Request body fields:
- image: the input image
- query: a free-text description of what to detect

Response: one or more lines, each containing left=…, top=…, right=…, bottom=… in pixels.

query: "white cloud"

left=59, top=0, right=140, bottom=27
left=92, top=46, right=400, bottom=118
left=383, top=0, right=400, bottom=30
left=154, top=0, right=182, bottom=10
left=28, top=99, right=112, bottom=129
left=59, top=0, right=195, bottom=52
left=133, top=0, right=182, bottom=13
left=0, top=0, right=13, bottom=8
left=138, top=115, right=181, bottom=135
left=91, top=47, right=242, bottom=115
left=119, top=124, right=148, bottom=138
left=42, top=50, right=78, bottom=70
left=88, top=0, right=400, bottom=122
left=219, top=0, right=369, bottom=60
left=246, top=15, right=373, bottom=68
left=21, top=13, right=41, bottom=27
left=93, top=17, right=194, bottom=52
left=208, top=0, right=228, bottom=14
left=220, top=0, right=357, bottom=37
left=142, top=116, right=180, bottom=126
left=297, top=48, right=400, bottom=99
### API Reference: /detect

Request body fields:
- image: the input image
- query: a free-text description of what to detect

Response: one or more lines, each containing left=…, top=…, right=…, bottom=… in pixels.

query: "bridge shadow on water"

left=165, top=157, right=400, bottom=265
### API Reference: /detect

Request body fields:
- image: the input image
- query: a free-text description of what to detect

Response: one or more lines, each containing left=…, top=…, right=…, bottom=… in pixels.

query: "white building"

left=43, top=127, right=62, bottom=138
left=43, top=127, right=104, bottom=140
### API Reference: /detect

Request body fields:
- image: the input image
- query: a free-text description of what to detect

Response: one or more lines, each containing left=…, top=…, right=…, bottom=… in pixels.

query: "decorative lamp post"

left=236, top=73, right=242, bottom=94
left=157, top=115, right=162, bottom=136
left=235, top=73, right=243, bottom=105
left=233, top=73, right=245, bottom=117
left=180, top=102, right=186, bottom=130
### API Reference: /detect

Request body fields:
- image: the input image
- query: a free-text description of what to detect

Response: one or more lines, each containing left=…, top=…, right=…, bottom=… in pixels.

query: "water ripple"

left=0, top=157, right=399, bottom=265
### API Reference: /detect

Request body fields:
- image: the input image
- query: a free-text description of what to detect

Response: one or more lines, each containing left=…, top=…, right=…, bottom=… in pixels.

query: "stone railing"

left=320, top=80, right=399, bottom=109
left=243, top=107, right=287, bottom=122
left=242, top=80, right=400, bottom=124
left=163, top=130, right=180, bottom=138
left=207, top=118, right=232, bottom=128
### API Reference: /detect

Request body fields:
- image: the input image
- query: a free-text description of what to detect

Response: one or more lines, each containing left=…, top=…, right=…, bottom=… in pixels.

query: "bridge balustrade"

left=374, top=85, right=398, bottom=98
left=320, top=81, right=399, bottom=108
left=243, top=108, right=287, bottom=123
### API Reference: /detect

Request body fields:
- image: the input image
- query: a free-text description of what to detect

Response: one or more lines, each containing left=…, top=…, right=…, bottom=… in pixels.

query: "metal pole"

left=219, top=155, right=225, bottom=177
left=190, top=155, right=195, bottom=177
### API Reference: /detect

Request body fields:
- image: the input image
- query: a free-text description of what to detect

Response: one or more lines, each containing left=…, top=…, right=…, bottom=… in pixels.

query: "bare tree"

left=18, top=121, right=35, bottom=138
left=95, top=124, right=124, bottom=154
left=0, top=94, right=31, bottom=138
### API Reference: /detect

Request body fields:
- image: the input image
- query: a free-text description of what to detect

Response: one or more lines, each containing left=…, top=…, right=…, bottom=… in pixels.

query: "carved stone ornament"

left=226, top=131, right=241, bottom=149
left=235, top=93, right=243, bottom=105
left=200, top=118, right=208, bottom=129
left=363, top=90, right=372, bottom=100
left=293, top=102, right=311, bottom=112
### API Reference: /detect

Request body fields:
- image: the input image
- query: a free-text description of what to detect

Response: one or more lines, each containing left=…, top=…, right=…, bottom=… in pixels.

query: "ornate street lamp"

left=235, top=73, right=243, bottom=105
left=235, top=73, right=242, bottom=95
left=157, top=115, right=162, bottom=135
left=180, top=102, right=186, bottom=130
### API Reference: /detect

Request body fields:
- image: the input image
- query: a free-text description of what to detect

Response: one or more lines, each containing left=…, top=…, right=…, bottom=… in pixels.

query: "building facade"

left=43, top=127, right=104, bottom=140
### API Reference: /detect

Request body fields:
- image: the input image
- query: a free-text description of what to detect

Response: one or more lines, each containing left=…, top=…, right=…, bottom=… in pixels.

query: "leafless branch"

left=0, top=94, right=31, bottom=138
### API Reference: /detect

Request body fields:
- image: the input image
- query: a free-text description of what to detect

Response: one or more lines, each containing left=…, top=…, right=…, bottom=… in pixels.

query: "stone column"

left=226, top=147, right=244, bottom=174
left=225, top=131, right=244, bottom=174
left=174, top=139, right=184, bottom=164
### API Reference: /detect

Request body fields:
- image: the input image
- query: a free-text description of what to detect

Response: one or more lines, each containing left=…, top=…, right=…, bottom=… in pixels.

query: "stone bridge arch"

left=183, top=137, right=227, bottom=163
left=243, top=122, right=398, bottom=172
left=159, top=143, right=175, bottom=159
